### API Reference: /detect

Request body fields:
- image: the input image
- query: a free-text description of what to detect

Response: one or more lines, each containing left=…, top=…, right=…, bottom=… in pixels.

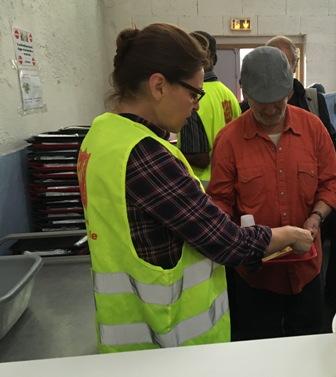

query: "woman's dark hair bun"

left=114, top=28, right=139, bottom=68
left=107, top=23, right=206, bottom=107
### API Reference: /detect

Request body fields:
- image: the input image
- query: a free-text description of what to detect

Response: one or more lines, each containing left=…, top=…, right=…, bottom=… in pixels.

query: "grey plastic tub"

left=0, top=252, right=43, bottom=339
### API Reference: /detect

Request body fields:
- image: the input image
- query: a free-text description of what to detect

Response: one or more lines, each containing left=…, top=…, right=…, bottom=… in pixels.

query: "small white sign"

left=19, top=68, right=44, bottom=111
left=12, top=27, right=36, bottom=67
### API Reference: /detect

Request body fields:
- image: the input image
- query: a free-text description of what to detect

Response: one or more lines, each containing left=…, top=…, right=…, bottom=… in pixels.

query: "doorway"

left=214, top=48, right=253, bottom=101
left=214, top=36, right=305, bottom=101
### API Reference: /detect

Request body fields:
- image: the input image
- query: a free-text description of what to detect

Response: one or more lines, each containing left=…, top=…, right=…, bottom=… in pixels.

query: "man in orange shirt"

left=207, top=46, right=336, bottom=340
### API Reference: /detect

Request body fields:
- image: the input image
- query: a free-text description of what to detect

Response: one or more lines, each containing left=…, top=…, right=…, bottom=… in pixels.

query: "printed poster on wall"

left=11, top=26, right=46, bottom=113
left=18, top=68, right=44, bottom=111
left=12, top=26, right=36, bottom=67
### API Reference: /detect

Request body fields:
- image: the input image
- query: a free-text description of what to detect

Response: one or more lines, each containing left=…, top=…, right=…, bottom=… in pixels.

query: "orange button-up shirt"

left=207, top=105, right=336, bottom=294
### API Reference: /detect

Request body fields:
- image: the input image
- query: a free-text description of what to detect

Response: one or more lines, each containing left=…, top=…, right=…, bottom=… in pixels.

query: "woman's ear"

left=148, top=73, right=167, bottom=101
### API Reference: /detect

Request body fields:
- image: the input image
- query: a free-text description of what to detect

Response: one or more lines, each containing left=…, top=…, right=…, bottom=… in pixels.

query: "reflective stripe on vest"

left=94, top=259, right=217, bottom=305
left=99, top=291, right=229, bottom=347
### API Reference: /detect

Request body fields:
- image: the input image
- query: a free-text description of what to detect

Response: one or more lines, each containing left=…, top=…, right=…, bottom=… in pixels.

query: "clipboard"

left=262, top=244, right=317, bottom=264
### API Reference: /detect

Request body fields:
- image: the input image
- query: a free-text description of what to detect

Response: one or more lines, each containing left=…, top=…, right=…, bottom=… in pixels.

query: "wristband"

left=311, top=210, right=324, bottom=223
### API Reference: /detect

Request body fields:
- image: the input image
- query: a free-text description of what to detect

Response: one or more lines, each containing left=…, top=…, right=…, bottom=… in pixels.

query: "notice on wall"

left=11, top=26, right=46, bottom=114
left=18, top=68, right=44, bottom=111
left=12, top=26, right=36, bottom=67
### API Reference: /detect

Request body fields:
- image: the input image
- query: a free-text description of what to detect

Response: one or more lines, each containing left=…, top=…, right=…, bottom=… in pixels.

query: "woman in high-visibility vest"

left=77, top=23, right=313, bottom=353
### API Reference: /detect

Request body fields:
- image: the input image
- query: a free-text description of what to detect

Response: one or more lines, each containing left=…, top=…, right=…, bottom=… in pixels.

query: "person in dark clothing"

left=288, top=78, right=336, bottom=146
left=310, top=83, right=326, bottom=94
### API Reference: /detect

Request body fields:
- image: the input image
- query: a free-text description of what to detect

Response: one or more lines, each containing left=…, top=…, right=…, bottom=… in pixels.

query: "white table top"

left=1, top=333, right=336, bottom=377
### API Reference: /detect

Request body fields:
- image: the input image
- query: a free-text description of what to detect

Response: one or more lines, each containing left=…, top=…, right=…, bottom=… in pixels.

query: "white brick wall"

left=133, top=15, right=179, bottom=29
left=306, top=40, right=336, bottom=64
left=151, top=0, right=198, bottom=16
left=242, top=0, right=286, bottom=16
left=300, top=15, right=336, bottom=34
left=198, top=0, right=243, bottom=16
left=178, top=15, right=224, bottom=35
left=330, top=0, right=336, bottom=15
left=287, top=0, right=329, bottom=16
left=103, top=0, right=152, bottom=16
left=258, top=15, right=301, bottom=35
left=101, top=0, right=336, bottom=92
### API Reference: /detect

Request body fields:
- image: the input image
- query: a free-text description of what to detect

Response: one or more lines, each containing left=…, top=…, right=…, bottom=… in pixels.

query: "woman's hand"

left=290, top=226, right=314, bottom=254
left=266, top=225, right=313, bottom=256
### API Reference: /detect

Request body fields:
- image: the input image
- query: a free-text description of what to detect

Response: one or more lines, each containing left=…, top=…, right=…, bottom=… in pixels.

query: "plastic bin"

left=0, top=252, right=43, bottom=339
left=0, top=230, right=88, bottom=257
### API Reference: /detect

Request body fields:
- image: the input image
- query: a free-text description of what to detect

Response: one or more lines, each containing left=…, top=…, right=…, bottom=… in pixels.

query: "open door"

left=214, top=48, right=240, bottom=100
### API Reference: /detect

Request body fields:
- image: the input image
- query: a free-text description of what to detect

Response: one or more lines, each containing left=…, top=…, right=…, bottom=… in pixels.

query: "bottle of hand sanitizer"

left=240, top=214, right=255, bottom=227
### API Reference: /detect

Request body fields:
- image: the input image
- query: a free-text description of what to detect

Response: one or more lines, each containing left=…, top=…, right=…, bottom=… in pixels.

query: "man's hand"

left=303, top=214, right=320, bottom=239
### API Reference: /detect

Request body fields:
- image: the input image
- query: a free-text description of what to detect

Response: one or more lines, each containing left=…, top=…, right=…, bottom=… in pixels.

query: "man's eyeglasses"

left=178, top=81, right=205, bottom=103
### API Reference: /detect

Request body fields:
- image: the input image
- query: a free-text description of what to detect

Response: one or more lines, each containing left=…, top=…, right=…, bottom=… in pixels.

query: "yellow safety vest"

left=78, top=112, right=230, bottom=353
left=185, top=81, right=241, bottom=184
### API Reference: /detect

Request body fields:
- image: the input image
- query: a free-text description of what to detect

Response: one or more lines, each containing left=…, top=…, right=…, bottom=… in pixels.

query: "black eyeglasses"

left=178, top=81, right=205, bottom=103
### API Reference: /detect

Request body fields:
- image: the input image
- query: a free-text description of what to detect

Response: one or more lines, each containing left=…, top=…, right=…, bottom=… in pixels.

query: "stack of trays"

left=27, top=126, right=89, bottom=232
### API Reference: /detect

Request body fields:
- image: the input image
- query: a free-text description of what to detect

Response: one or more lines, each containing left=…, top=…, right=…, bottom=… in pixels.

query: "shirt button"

left=280, top=191, right=285, bottom=195
left=279, top=147, right=282, bottom=151
left=279, top=169, right=283, bottom=173
left=283, top=212, right=287, bottom=216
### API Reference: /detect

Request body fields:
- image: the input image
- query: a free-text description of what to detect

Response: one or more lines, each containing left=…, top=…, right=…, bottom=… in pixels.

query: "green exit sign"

left=230, top=18, right=251, bottom=31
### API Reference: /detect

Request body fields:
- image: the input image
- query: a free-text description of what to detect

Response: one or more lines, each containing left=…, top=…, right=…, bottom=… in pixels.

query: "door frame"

left=216, top=36, right=305, bottom=84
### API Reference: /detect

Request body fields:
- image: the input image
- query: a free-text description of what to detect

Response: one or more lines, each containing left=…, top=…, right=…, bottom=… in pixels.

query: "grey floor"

left=0, top=254, right=335, bottom=363
left=0, top=258, right=97, bottom=362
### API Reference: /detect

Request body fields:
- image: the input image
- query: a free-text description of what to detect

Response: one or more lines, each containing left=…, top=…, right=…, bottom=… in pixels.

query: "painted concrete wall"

left=0, top=0, right=109, bottom=238
left=102, top=0, right=336, bottom=92
left=0, top=148, right=31, bottom=247
left=0, top=0, right=108, bottom=155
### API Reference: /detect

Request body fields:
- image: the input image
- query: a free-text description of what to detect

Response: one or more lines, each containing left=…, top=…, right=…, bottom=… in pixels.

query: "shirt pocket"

left=236, top=167, right=264, bottom=207
left=297, top=163, right=318, bottom=205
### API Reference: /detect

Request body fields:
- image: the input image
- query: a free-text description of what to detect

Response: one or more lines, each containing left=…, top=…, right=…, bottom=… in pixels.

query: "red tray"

left=263, top=244, right=317, bottom=264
